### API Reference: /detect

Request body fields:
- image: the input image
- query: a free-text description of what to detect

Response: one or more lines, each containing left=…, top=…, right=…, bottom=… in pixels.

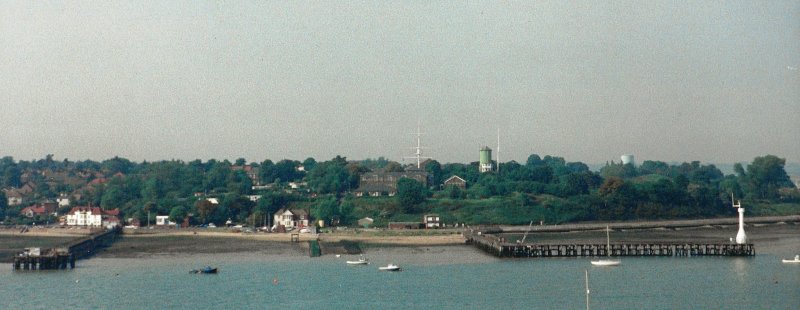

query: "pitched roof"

left=68, top=206, right=120, bottom=216
left=443, top=175, right=466, bottom=184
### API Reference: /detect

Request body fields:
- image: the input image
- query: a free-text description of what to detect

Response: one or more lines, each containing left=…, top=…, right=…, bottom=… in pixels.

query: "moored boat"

left=591, top=225, right=620, bottom=267
left=346, top=255, right=369, bottom=265
left=782, top=255, right=800, bottom=264
left=590, top=259, right=620, bottom=266
left=191, top=266, right=218, bottom=274
left=378, top=264, right=401, bottom=271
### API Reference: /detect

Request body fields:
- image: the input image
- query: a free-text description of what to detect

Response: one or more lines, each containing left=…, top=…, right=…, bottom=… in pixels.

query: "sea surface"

left=2, top=246, right=798, bottom=309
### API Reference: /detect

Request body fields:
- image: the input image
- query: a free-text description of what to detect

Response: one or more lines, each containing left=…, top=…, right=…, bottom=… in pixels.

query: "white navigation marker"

left=732, top=194, right=747, bottom=244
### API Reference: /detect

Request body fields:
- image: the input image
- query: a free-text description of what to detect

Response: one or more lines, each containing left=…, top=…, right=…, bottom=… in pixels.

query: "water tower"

left=479, top=146, right=493, bottom=173
left=620, top=154, right=635, bottom=166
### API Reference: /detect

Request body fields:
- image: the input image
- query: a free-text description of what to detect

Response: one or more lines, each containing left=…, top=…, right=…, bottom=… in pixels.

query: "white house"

left=56, top=194, right=71, bottom=207
left=66, top=207, right=120, bottom=227
left=273, top=208, right=309, bottom=230
left=424, top=214, right=441, bottom=229
left=155, top=215, right=176, bottom=226
left=3, top=189, right=23, bottom=206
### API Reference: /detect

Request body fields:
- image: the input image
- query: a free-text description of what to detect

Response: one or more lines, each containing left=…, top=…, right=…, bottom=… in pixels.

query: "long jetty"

left=13, top=227, right=121, bottom=270
left=460, top=216, right=797, bottom=258
left=465, top=229, right=754, bottom=258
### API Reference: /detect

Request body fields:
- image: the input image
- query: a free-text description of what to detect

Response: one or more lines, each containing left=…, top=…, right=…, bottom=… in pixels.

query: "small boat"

left=591, top=225, right=620, bottom=267
left=590, top=259, right=621, bottom=267
left=346, top=255, right=369, bottom=265
left=190, top=266, right=218, bottom=274
left=782, top=255, right=800, bottom=264
left=378, top=264, right=401, bottom=271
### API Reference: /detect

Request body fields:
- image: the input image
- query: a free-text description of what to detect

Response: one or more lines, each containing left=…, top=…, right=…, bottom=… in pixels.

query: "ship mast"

left=404, top=123, right=430, bottom=169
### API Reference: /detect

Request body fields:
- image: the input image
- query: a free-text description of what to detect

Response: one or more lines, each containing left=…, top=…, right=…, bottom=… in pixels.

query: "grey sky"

left=1, top=1, right=798, bottom=165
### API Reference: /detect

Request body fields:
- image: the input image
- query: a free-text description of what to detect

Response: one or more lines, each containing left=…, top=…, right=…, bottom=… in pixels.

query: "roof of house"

left=443, top=175, right=466, bottom=184
left=21, top=206, right=47, bottom=215
left=68, top=207, right=120, bottom=216
left=21, top=203, right=57, bottom=215
left=274, top=208, right=309, bottom=217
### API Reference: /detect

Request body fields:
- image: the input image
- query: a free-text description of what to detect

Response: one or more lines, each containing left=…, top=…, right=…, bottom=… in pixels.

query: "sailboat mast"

left=585, top=269, right=590, bottom=310
left=606, top=225, right=611, bottom=257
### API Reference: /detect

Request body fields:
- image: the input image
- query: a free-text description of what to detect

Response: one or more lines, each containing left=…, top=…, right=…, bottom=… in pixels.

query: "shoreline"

left=1, top=217, right=797, bottom=260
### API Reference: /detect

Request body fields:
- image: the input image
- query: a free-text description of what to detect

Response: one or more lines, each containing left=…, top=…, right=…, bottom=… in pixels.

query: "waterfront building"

left=273, top=208, right=310, bottom=230
left=65, top=207, right=120, bottom=227
left=424, top=214, right=441, bottom=229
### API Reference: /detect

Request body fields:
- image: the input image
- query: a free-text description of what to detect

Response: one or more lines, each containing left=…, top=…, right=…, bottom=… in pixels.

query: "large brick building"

left=354, top=169, right=429, bottom=197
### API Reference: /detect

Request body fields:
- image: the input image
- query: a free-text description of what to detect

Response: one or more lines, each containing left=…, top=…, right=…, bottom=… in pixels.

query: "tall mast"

left=606, top=225, right=612, bottom=257
left=585, top=269, right=590, bottom=310
left=404, top=122, right=430, bottom=169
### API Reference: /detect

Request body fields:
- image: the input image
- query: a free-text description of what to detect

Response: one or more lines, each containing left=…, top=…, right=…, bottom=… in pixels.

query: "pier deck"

left=465, top=229, right=755, bottom=258
left=12, top=227, right=120, bottom=271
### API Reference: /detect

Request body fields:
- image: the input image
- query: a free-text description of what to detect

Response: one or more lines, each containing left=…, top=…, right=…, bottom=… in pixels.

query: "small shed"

left=423, top=214, right=441, bottom=229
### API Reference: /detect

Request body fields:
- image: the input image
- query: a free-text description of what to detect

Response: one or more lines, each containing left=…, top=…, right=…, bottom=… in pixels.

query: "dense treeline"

left=0, top=153, right=797, bottom=226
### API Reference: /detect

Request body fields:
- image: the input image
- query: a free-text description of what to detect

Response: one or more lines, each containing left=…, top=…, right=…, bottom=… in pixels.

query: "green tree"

left=742, top=155, right=793, bottom=199
left=100, top=186, right=127, bottom=210
left=2, top=163, right=21, bottom=188
left=425, top=160, right=443, bottom=187
left=0, top=191, right=7, bottom=219
left=338, top=199, right=356, bottom=225
left=234, top=158, right=247, bottom=166
left=302, top=157, right=317, bottom=171
left=101, top=156, right=134, bottom=175
left=397, top=178, right=426, bottom=212
left=141, top=178, right=163, bottom=202
left=307, top=156, right=355, bottom=195
left=169, top=206, right=187, bottom=223
left=195, top=199, right=217, bottom=224
left=384, top=162, right=404, bottom=172
left=311, top=197, right=338, bottom=225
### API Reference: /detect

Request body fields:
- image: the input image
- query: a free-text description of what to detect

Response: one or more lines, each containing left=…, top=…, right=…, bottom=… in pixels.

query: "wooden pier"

left=465, top=229, right=755, bottom=258
left=12, top=227, right=121, bottom=271
left=13, top=248, right=75, bottom=270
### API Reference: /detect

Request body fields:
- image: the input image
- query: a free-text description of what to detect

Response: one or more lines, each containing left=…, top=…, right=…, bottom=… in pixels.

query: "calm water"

left=3, top=248, right=798, bottom=309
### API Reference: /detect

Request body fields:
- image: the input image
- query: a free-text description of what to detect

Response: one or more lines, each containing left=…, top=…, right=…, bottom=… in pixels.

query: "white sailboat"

left=591, top=225, right=620, bottom=266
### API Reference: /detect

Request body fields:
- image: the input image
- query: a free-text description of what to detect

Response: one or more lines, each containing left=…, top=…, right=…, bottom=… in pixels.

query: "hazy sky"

left=1, top=1, right=798, bottom=165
